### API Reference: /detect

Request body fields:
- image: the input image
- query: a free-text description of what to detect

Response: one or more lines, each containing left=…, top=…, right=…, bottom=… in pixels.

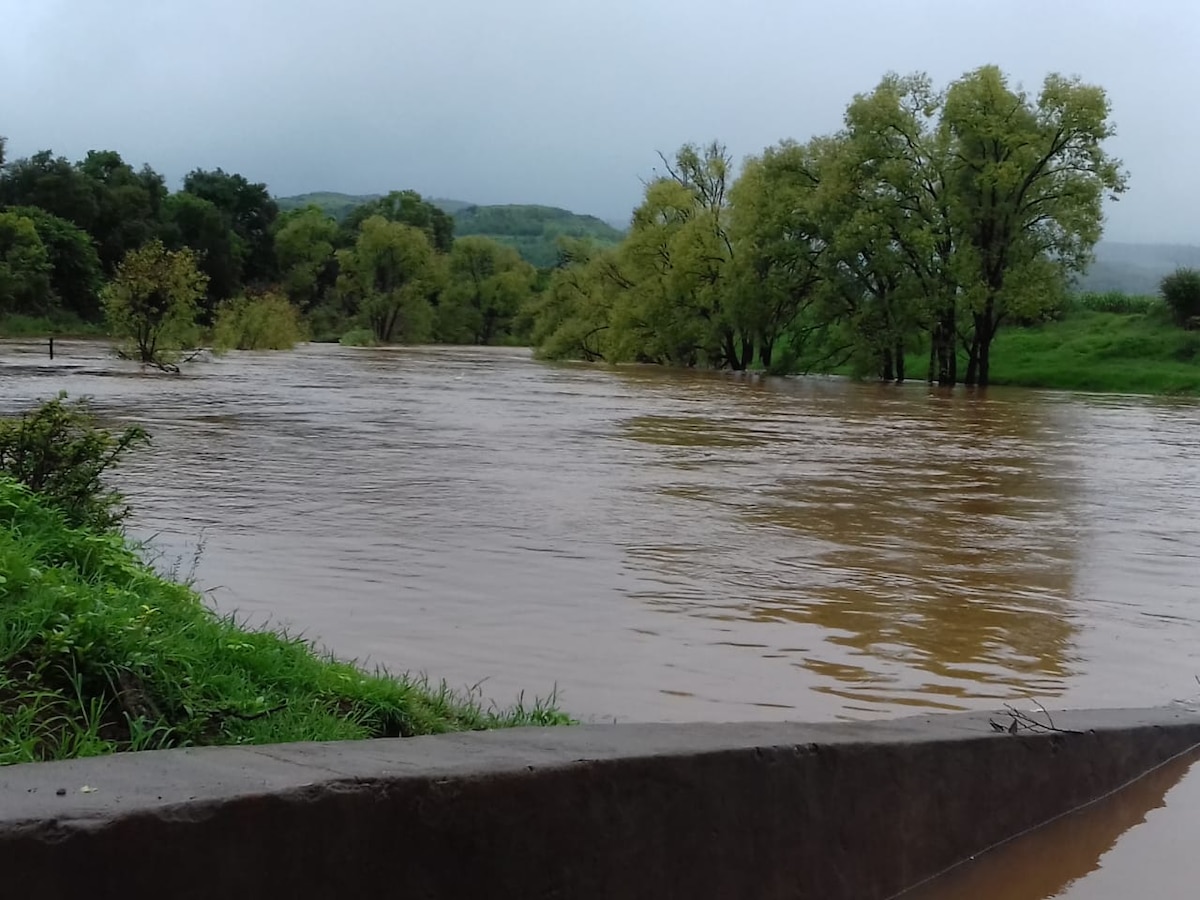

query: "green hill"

left=275, top=193, right=627, bottom=267
left=275, top=192, right=381, bottom=219
left=451, top=204, right=625, bottom=267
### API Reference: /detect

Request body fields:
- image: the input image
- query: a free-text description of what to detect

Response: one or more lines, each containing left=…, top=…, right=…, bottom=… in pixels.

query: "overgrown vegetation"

left=213, top=292, right=306, bottom=351
left=0, top=397, right=570, bottom=765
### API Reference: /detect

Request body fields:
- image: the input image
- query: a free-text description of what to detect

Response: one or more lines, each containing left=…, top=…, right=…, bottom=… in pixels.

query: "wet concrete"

left=2, top=708, right=1198, bottom=899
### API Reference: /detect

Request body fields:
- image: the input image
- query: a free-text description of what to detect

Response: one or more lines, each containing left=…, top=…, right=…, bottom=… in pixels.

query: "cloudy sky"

left=2, top=0, right=1195, bottom=241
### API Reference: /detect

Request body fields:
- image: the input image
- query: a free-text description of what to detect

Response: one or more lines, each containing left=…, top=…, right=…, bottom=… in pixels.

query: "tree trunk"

left=739, top=338, right=754, bottom=372
left=895, top=341, right=905, bottom=384
left=978, top=336, right=991, bottom=387
left=761, top=338, right=775, bottom=372
left=880, top=348, right=895, bottom=382
left=964, top=334, right=980, bottom=386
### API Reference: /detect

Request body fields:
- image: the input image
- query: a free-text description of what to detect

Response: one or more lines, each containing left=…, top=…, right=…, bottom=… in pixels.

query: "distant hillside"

left=274, top=195, right=625, bottom=266
left=1078, top=242, right=1200, bottom=294
left=452, top=204, right=625, bottom=267
left=275, top=192, right=380, bottom=219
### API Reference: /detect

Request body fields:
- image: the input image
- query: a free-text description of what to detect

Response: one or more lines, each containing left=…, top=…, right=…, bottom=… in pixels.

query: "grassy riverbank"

left=0, top=478, right=568, bottom=766
left=0, top=314, right=108, bottom=339
left=984, top=309, right=1200, bottom=394
left=793, top=296, right=1200, bottom=396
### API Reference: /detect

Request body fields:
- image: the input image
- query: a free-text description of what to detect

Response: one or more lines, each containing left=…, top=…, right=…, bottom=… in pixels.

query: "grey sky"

left=2, top=0, right=1196, bottom=241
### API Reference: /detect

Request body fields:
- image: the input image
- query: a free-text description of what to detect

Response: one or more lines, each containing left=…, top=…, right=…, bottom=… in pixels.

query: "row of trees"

left=0, top=136, right=538, bottom=347
left=530, top=66, right=1128, bottom=387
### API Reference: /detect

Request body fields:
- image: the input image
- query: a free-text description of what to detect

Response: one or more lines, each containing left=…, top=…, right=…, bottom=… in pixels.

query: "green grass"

left=0, top=479, right=569, bottom=766
left=0, top=314, right=107, bottom=339
left=986, top=309, right=1200, bottom=394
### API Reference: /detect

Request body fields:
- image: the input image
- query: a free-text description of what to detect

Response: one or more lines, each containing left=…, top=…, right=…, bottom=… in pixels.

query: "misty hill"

left=275, top=192, right=626, bottom=267
left=1078, top=242, right=1200, bottom=294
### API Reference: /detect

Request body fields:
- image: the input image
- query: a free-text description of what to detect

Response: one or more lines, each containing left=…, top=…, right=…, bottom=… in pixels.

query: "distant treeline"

left=531, top=65, right=1132, bottom=387
left=0, top=139, right=550, bottom=346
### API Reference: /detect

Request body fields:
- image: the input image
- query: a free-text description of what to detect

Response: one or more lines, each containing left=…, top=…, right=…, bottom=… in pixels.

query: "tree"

left=162, top=192, right=242, bottom=309
left=103, top=240, right=207, bottom=368
left=273, top=206, right=339, bottom=309
left=728, top=139, right=829, bottom=373
left=337, top=216, right=439, bottom=343
left=78, top=150, right=168, bottom=273
left=441, top=236, right=535, bottom=344
left=0, top=211, right=52, bottom=317
left=842, top=67, right=1126, bottom=386
left=343, top=190, right=454, bottom=253
left=0, top=151, right=99, bottom=235
left=7, top=206, right=104, bottom=320
left=182, top=168, right=279, bottom=285
left=1160, top=268, right=1200, bottom=327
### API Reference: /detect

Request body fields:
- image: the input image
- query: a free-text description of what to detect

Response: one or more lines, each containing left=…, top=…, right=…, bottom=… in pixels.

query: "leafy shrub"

left=339, top=327, right=378, bottom=347
left=213, top=292, right=306, bottom=351
left=0, top=393, right=147, bottom=530
left=1160, top=268, right=1200, bottom=327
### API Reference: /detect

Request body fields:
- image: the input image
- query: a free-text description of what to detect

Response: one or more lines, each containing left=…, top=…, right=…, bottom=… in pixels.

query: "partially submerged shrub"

left=213, top=292, right=307, bottom=351
left=0, top=393, right=147, bottom=529
left=339, top=327, right=378, bottom=347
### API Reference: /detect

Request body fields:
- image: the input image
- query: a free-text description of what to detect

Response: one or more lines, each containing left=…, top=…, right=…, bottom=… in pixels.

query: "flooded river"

left=2, top=340, right=1200, bottom=725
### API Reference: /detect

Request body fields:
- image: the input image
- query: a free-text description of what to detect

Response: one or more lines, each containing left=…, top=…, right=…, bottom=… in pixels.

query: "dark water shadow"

left=901, top=750, right=1200, bottom=900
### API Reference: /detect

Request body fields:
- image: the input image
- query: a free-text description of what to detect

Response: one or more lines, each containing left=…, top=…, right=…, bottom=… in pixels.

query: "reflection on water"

left=0, top=341, right=1199, bottom=724
left=905, top=750, right=1200, bottom=900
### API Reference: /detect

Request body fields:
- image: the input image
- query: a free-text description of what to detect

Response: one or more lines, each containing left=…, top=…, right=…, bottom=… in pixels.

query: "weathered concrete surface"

left=1, top=707, right=1198, bottom=899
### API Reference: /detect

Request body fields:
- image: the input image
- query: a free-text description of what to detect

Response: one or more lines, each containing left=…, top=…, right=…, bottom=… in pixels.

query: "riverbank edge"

left=2, top=707, right=1197, bottom=899
left=0, top=476, right=570, bottom=767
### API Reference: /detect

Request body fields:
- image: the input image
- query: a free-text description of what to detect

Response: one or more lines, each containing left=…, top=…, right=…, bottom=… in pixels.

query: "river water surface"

left=3, top=340, right=1200, bottom=725
left=6, top=339, right=1200, bottom=896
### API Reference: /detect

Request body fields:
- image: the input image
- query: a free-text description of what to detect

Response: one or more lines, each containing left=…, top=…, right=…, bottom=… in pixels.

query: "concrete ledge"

left=2, top=707, right=1198, bottom=899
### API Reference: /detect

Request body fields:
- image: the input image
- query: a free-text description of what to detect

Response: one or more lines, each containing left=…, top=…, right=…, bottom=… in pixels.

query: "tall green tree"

left=0, top=211, right=52, bottom=316
left=940, top=66, right=1126, bottom=385
left=7, top=207, right=104, bottom=320
left=273, top=206, right=339, bottom=309
left=182, top=168, right=278, bottom=285
left=337, top=216, right=439, bottom=343
left=103, top=240, right=207, bottom=367
left=441, top=236, right=535, bottom=344
left=162, top=192, right=241, bottom=309
left=77, top=150, right=168, bottom=273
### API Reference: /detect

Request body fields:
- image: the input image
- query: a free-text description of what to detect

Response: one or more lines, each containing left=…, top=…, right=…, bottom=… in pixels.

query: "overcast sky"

left=2, top=0, right=1196, bottom=241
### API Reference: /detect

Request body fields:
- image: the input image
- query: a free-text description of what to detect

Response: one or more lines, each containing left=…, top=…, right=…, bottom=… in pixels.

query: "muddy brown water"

left=5, top=339, right=1200, bottom=893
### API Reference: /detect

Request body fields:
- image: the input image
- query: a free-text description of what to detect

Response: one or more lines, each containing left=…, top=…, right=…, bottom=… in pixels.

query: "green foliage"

left=273, top=206, right=339, bottom=308
left=337, top=216, right=440, bottom=343
left=162, top=192, right=242, bottom=311
left=1071, top=291, right=1163, bottom=315
left=338, top=327, right=378, bottom=347
left=182, top=168, right=278, bottom=285
left=6, top=206, right=104, bottom=320
left=983, top=310, right=1200, bottom=393
left=528, top=66, right=1125, bottom=388
left=0, top=211, right=52, bottom=316
left=103, top=240, right=208, bottom=367
left=1160, top=268, right=1200, bottom=327
left=213, top=292, right=306, bottom=351
left=453, top=204, right=624, bottom=267
left=0, top=479, right=570, bottom=766
left=439, top=236, right=536, bottom=344
left=276, top=192, right=381, bottom=221
left=0, top=313, right=106, bottom=338
left=0, top=394, right=147, bottom=530
left=344, top=190, right=455, bottom=254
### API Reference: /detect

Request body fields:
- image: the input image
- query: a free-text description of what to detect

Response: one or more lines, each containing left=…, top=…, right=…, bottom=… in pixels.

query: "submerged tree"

left=103, top=240, right=208, bottom=369
left=337, top=215, right=439, bottom=343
